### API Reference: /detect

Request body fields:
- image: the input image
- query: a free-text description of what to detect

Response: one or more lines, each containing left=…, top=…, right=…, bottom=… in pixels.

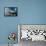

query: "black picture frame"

left=4, top=7, right=18, bottom=17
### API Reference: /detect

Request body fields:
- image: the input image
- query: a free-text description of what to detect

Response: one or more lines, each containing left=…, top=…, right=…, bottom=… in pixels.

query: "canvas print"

left=4, top=7, right=17, bottom=16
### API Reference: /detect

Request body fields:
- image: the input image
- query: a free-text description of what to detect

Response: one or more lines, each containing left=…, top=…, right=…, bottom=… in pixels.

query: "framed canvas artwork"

left=4, top=7, right=18, bottom=16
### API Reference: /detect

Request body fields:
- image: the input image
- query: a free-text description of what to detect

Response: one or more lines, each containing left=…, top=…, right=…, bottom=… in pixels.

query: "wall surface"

left=0, top=0, right=46, bottom=45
